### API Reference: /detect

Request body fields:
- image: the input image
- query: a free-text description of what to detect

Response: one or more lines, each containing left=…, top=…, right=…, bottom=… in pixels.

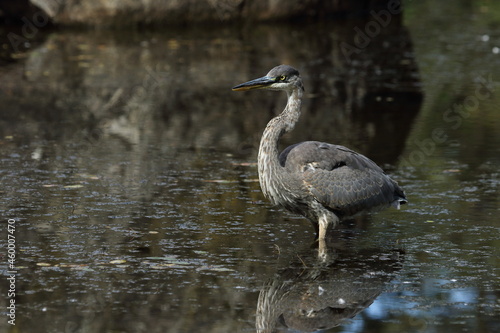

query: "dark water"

left=1, top=2, right=499, bottom=333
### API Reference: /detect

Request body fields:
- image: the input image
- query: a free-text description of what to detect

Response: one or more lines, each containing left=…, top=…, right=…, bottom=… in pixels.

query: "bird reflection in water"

left=255, top=242, right=404, bottom=332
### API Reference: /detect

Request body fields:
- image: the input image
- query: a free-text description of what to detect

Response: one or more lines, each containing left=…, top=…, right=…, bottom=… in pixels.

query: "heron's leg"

left=318, top=239, right=328, bottom=261
left=318, top=213, right=338, bottom=240
left=318, top=214, right=330, bottom=240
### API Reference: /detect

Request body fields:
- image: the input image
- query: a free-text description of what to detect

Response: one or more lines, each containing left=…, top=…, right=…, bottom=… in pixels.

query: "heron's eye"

left=278, top=75, right=286, bottom=81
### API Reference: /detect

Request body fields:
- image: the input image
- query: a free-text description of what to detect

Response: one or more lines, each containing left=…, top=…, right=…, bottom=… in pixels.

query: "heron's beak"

left=232, top=76, right=275, bottom=91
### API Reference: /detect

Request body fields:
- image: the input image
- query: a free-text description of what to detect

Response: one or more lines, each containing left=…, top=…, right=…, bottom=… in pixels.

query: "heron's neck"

left=258, top=87, right=303, bottom=203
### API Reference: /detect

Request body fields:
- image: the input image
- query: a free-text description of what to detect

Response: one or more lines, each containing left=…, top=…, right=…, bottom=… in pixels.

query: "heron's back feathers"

left=279, top=141, right=407, bottom=218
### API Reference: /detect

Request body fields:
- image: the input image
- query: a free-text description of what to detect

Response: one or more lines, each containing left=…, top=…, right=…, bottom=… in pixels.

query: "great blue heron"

left=232, top=65, right=407, bottom=240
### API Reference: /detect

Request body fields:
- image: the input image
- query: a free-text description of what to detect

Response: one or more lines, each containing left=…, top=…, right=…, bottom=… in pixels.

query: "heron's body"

left=233, top=65, right=407, bottom=240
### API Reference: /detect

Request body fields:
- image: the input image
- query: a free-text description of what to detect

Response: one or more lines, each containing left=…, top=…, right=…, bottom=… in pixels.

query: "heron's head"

left=232, top=65, right=303, bottom=93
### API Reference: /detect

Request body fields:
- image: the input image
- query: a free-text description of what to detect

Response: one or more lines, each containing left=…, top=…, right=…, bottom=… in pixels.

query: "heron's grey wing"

left=281, top=141, right=406, bottom=217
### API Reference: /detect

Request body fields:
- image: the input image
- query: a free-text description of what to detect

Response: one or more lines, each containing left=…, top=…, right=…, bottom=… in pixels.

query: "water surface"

left=0, top=2, right=499, bottom=332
